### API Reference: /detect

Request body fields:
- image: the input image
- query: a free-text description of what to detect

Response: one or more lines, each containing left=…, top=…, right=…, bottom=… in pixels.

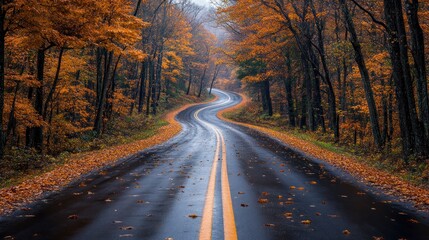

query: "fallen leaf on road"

left=301, top=220, right=311, bottom=224
left=188, top=214, right=198, bottom=219
left=119, top=226, right=133, bottom=230
left=408, top=218, right=419, bottom=224
left=258, top=198, right=269, bottom=204
left=343, top=229, right=351, bottom=235
left=241, top=203, right=249, bottom=207
left=264, top=223, right=275, bottom=227
left=68, top=214, right=78, bottom=220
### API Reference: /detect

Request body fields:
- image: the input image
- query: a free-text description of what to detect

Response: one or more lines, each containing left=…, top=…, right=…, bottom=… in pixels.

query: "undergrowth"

left=0, top=93, right=210, bottom=188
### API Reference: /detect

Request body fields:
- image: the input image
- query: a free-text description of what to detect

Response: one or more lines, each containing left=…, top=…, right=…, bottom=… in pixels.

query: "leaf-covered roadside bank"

left=219, top=93, right=429, bottom=213
left=0, top=95, right=216, bottom=216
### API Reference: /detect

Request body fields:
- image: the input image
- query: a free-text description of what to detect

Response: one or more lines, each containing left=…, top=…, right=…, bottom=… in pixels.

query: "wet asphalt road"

left=1, top=89, right=429, bottom=240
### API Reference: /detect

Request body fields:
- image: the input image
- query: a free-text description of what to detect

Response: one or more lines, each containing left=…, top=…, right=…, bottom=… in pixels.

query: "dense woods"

left=218, top=0, right=429, bottom=162
left=1, top=0, right=428, bottom=181
left=0, top=0, right=222, bottom=163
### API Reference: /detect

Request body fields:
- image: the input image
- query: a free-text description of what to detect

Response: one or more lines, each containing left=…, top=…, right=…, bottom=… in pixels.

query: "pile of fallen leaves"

left=219, top=94, right=429, bottom=213
left=0, top=98, right=215, bottom=216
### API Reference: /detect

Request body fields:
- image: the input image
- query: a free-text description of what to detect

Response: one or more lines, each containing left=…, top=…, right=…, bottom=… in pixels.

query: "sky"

left=190, top=0, right=211, bottom=6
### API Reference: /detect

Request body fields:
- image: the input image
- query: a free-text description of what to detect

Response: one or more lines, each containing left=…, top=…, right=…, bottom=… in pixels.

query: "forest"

left=0, top=0, right=229, bottom=175
left=1, top=0, right=429, bottom=182
left=218, top=0, right=429, bottom=169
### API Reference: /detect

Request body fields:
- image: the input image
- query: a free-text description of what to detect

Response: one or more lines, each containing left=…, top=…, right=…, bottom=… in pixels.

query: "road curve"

left=1, top=89, right=429, bottom=240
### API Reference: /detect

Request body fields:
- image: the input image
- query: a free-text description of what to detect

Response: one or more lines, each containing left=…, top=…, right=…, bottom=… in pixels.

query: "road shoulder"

left=218, top=93, right=429, bottom=214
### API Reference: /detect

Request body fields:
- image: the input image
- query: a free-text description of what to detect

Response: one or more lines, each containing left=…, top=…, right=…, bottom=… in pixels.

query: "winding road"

left=1, top=89, right=428, bottom=239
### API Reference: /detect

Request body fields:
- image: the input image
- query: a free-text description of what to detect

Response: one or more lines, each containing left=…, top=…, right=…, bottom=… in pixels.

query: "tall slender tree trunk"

left=405, top=0, right=429, bottom=142
left=93, top=50, right=113, bottom=135
left=95, top=47, right=103, bottom=107
left=198, top=67, right=207, bottom=98
left=33, top=48, right=46, bottom=151
left=302, top=54, right=314, bottom=130
left=308, top=46, right=325, bottom=132
left=5, top=82, right=19, bottom=145
left=383, top=0, right=425, bottom=156
left=187, top=68, right=192, bottom=95
left=138, top=61, right=147, bottom=113
left=310, top=3, right=339, bottom=141
left=155, top=50, right=163, bottom=102
left=393, top=0, right=425, bottom=154
left=149, top=60, right=157, bottom=115
left=105, top=54, right=122, bottom=121
left=43, top=48, right=64, bottom=120
left=284, top=54, right=295, bottom=127
left=261, top=80, right=273, bottom=116
left=25, top=87, right=34, bottom=148
left=340, top=0, right=383, bottom=149
left=146, top=59, right=153, bottom=116
left=209, top=65, right=220, bottom=95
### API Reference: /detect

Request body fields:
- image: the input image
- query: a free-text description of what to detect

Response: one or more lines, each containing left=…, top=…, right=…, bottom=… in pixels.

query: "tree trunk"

left=155, top=51, right=163, bottom=102
left=150, top=59, right=157, bottom=115
left=146, top=59, right=153, bottom=116
left=105, top=54, right=122, bottom=121
left=340, top=0, right=383, bottom=149
left=383, top=0, right=425, bottom=156
left=302, top=53, right=314, bottom=130
left=405, top=0, right=429, bottom=142
left=310, top=2, right=339, bottom=141
left=261, top=80, right=273, bottom=116
left=198, top=67, right=207, bottom=98
left=209, top=65, right=220, bottom=95
left=93, top=50, right=113, bottom=135
left=43, top=47, right=64, bottom=120
left=187, top=68, right=192, bottom=95
left=393, top=0, right=426, bottom=154
left=284, top=54, right=296, bottom=127
left=138, top=61, right=147, bottom=113
left=95, top=47, right=103, bottom=107
left=33, top=48, right=46, bottom=151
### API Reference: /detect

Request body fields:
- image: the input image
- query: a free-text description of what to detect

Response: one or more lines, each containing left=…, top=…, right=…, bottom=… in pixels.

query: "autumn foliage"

left=0, top=0, right=220, bottom=176
left=217, top=0, right=429, bottom=162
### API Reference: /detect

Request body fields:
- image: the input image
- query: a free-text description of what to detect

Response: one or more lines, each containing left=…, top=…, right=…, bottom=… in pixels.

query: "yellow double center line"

left=194, top=96, right=238, bottom=240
